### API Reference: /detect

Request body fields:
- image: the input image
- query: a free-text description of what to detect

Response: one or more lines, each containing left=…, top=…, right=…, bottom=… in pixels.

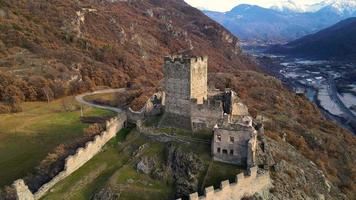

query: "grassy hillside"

left=41, top=128, right=243, bottom=200
left=0, top=96, right=114, bottom=187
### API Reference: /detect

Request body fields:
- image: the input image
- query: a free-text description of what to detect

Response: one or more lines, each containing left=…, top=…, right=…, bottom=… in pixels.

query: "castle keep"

left=161, top=55, right=261, bottom=167
left=161, top=56, right=209, bottom=130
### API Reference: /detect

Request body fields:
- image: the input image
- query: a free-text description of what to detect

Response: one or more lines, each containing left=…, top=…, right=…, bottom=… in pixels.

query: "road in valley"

left=326, top=76, right=356, bottom=124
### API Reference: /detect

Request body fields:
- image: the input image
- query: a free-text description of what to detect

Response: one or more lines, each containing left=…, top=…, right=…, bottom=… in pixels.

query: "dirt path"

left=75, top=88, right=126, bottom=113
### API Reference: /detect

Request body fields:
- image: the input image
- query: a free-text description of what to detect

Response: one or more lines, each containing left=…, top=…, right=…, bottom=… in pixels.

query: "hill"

left=0, top=0, right=255, bottom=112
left=268, top=17, right=356, bottom=60
left=203, top=2, right=356, bottom=44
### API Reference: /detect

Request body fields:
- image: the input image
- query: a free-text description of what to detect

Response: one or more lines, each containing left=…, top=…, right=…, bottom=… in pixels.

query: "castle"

left=160, top=55, right=261, bottom=167
left=11, top=55, right=270, bottom=200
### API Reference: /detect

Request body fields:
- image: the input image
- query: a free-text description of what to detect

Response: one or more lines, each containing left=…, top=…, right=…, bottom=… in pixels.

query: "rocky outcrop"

left=136, top=156, right=158, bottom=175
left=91, top=187, right=118, bottom=200
left=267, top=138, right=348, bottom=200
left=165, top=143, right=204, bottom=199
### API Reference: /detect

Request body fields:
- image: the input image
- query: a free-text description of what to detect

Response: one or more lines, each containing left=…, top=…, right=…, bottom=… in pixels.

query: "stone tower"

left=161, top=55, right=208, bottom=129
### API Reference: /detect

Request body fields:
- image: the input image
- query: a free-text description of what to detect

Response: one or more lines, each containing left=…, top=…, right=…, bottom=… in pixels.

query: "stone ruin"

left=160, top=55, right=263, bottom=167
left=125, top=55, right=271, bottom=199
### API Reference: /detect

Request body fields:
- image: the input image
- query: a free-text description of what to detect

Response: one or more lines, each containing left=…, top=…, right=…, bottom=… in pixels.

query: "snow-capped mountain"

left=270, top=0, right=356, bottom=15
left=315, top=0, right=356, bottom=15
left=270, top=0, right=308, bottom=13
left=203, top=0, right=356, bottom=44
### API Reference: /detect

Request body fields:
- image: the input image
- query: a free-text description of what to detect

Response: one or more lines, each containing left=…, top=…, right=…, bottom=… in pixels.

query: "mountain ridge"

left=203, top=1, right=356, bottom=43
left=268, top=17, right=356, bottom=60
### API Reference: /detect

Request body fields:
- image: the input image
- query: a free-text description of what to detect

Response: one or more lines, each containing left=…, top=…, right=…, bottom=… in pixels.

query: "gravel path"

left=75, top=88, right=125, bottom=113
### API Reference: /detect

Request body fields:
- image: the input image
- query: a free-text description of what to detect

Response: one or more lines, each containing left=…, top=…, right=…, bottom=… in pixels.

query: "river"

left=244, top=45, right=356, bottom=134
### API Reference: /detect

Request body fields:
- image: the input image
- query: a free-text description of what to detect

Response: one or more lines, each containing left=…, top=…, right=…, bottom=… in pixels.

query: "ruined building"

left=212, top=116, right=257, bottom=167
left=160, top=55, right=261, bottom=166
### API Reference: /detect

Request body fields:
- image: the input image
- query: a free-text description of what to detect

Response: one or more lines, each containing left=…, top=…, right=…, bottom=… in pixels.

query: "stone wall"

left=190, top=56, right=208, bottom=104
left=12, top=114, right=127, bottom=200
left=163, top=56, right=191, bottom=117
left=212, top=125, right=257, bottom=166
left=127, top=107, right=145, bottom=124
left=127, top=91, right=164, bottom=124
left=191, top=98, right=223, bottom=132
left=187, top=167, right=272, bottom=200
left=162, top=56, right=208, bottom=130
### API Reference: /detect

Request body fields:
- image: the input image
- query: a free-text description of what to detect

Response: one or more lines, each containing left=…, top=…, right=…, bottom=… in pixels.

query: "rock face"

left=136, top=156, right=158, bottom=175
left=266, top=138, right=348, bottom=200
left=165, top=143, right=204, bottom=199
left=91, top=187, right=118, bottom=200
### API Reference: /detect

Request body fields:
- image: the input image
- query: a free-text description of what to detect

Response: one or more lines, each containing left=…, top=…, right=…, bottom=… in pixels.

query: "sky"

left=184, top=0, right=325, bottom=12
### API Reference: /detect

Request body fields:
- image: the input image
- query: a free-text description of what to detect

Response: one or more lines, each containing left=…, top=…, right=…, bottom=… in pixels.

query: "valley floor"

left=250, top=48, right=356, bottom=134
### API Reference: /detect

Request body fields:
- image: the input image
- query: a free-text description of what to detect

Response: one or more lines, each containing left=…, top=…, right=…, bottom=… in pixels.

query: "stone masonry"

left=160, top=55, right=209, bottom=130
left=212, top=116, right=258, bottom=167
left=186, top=167, right=272, bottom=200
left=160, top=55, right=261, bottom=167
left=12, top=115, right=127, bottom=200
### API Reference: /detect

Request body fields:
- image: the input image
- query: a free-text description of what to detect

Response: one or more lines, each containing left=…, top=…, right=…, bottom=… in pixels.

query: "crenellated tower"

left=161, top=55, right=208, bottom=129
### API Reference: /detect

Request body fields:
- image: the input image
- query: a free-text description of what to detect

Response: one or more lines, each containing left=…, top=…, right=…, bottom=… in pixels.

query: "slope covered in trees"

left=0, top=0, right=255, bottom=112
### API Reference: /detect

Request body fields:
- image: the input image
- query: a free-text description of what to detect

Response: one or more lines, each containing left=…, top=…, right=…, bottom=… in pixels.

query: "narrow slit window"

left=217, top=134, right=221, bottom=142
left=230, top=136, right=234, bottom=143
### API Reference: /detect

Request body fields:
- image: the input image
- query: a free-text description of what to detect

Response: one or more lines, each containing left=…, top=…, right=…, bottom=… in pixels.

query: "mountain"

left=204, top=5, right=316, bottom=44
left=0, top=0, right=256, bottom=111
left=270, top=0, right=308, bottom=13
left=268, top=17, right=356, bottom=60
left=0, top=0, right=355, bottom=199
left=308, top=0, right=356, bottom=15
left=271, top=0, right=356, bottom=14
left=203, top=0, right=356, bottom=44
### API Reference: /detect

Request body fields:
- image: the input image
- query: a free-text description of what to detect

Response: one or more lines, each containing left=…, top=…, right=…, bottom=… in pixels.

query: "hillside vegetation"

left=0, top=0, right=255, bottom=112
left=0, top=0, right=355, bottom=199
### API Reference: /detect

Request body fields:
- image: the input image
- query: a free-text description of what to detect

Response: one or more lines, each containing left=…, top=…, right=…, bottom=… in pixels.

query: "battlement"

left=164, top=55, right=208, bottom=64
left=186, top=167, right=272, bottom=200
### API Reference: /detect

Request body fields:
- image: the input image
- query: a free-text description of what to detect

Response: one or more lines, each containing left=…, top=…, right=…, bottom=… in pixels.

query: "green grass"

left=114, top=166, right=173, bottom=200
left=41, top=130, right=174, bottom=200
left=116, top=127, right=134, bottom=142
left=42, top=144, right=127, bottom=200
left=0, top=96, right=115, bottom=187
left=34, top=126, right=242, bottom=200
left=203, top=161, right=244, bottom=189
